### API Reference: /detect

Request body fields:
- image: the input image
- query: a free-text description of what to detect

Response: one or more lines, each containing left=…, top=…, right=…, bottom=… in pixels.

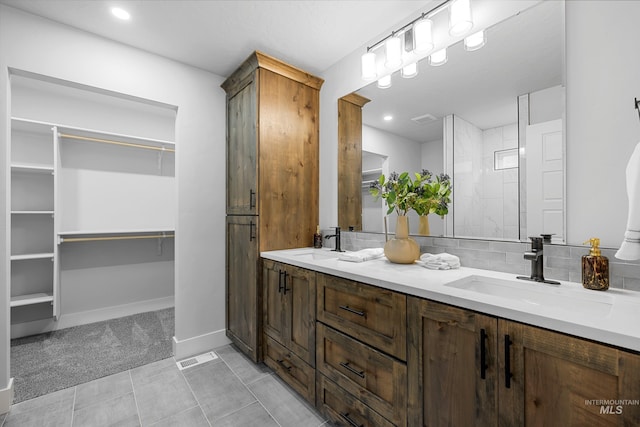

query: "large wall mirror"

left=344, top=0, right=565, bottom=243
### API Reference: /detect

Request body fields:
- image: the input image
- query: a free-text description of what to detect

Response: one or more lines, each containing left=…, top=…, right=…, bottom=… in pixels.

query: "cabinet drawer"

left=317, top=324, right=407, bottom=426
left=317, top=273, right=406, bottom=360
left=317, top=374, right=395, bottom=427
left=263, top=334, right=315, bottom=404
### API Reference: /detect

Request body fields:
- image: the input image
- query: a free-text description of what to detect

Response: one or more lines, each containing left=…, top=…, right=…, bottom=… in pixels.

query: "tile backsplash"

left=340, top=232, right=640, bottom=293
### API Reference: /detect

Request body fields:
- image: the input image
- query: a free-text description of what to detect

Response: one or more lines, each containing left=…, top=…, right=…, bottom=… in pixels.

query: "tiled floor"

left=1, top=345, right=329, bottom=427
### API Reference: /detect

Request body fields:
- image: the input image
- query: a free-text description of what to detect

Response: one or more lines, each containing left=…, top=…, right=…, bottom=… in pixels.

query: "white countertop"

left=261, top=247, right=640, bottom=352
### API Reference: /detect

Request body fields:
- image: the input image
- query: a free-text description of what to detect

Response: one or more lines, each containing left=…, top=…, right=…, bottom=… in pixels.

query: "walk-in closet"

left=8, top=71, right=177, bottom=400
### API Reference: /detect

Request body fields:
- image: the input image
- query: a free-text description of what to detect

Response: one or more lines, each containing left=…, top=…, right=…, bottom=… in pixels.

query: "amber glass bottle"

left=582, top=238, right=609, bottom=291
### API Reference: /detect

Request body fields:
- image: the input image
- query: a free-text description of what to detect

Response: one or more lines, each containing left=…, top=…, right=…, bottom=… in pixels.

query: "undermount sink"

left=293, top=249, right=342, bottom=261
left=445, top=275, right=614, bottom=317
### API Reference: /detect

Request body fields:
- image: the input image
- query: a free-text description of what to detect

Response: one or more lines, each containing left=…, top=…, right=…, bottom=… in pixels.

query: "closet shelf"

left=10, top=293, right=54, bottom=308
left=11, top=253, right=54, bottom=261
left=11, top=210, right=54, bottom=215
left=11, top=163, right=54, bottom=174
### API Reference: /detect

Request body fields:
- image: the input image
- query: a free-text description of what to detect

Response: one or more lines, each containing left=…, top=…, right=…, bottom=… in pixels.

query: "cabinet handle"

left=276, top=358, right=292, bottom=371
left=480, top=328, right=488, bottom=380
left=504, top=334, right=513, bottom=389
left=249, top=220, right=256, bottom=241
left=283, top=271, right=290, bottom=295
left=278, top=270, right=284, bottom=293
left=249, top=189, right=256, bottom=209
left=339, top=362, right=365, bottom=379
left=339, top=305, right=365, bottom=317
left=340, top=412, right=363, bottom=427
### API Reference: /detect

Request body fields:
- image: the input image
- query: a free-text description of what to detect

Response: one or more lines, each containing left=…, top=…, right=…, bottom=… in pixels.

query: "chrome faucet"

left=324, top=226, right=344, bottom=252
left=517, top=236, right=560, bottom=285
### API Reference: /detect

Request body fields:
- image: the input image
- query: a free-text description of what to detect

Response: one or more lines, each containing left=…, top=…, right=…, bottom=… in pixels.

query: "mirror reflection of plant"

left=412, top=169, right=452, bottom=217
left=369, top=171, right=416, bottom=216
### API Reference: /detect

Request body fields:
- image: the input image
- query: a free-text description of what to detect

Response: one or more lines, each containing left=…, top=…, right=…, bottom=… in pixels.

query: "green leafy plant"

left=412, top=169, right=452, bottom=217
left=369, top=171, right=416, bottom=216
left=369, top=169, right=452, bottom=217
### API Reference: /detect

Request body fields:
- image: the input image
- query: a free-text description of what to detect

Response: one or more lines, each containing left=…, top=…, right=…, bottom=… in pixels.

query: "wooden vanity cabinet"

left=316, top=272, right=408, bottom=427
left=223, top=51, right=323, bottom=362
left=263, top=259, right=316, bottom=403
left=408, top=296, right=640, bottom=426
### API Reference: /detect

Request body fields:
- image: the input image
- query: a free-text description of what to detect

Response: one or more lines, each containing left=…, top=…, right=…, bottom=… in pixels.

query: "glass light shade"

left=377, top=74, right=392, bottom=89
left=361, top=51, right=377, bottom=81
left=464, top=30, right=485, bottom=51
left=384, top=36, right=402, bottom=69
left=402, top=62, right=418, bottom=78
left=429, top=48, right=448, bottom=66
left=413, top=18, right=434, bottom=54
left=449, top=0, right=473, bottom=37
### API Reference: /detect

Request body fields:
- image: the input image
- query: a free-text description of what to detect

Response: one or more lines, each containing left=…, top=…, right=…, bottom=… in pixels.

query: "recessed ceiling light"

left=383, top=115, right=393, bottom=121
left=111, top=7, right=130, bottom=20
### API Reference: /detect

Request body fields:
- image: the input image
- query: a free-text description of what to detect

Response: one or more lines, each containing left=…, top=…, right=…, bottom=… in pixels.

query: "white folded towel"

left=616, top=142, right=640, bottom=260
left=417, top=252, right=461, bottom=270
left=339, top=248, right=385, bottom=263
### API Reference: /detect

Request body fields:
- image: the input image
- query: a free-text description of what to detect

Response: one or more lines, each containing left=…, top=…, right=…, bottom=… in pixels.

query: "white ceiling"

left=0, top=0, right=432, bottom=77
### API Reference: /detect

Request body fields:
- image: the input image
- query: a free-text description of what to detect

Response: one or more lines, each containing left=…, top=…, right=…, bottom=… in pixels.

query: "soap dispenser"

left=313, top=225, right=323, bottom=248
left=582, top=238, right=609, bottom=291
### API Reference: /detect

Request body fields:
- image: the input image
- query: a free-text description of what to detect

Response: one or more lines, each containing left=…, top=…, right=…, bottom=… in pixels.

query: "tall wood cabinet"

left=222, top=51, right=323, bottom=362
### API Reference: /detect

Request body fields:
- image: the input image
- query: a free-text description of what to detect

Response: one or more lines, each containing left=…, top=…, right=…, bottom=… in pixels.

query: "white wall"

left=566, top=1, right=640, bottom=248
left=0, top=4, right=227, bottom=402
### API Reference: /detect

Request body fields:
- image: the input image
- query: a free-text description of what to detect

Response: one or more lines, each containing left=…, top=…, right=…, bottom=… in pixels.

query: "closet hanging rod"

left=58, top=133, right=176, bottom=153
left=60, top=233, right=175, bottom=243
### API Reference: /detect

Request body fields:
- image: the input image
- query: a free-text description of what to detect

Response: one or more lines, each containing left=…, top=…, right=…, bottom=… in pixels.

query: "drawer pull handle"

left=340, top=412, right=363, bottom=427
left=480, top=328, right=488, bottom=380
left=339, top=362, right=365, bottom=379
left=504, top=334, right=513, bottom=389
left=249, top=189, right=256, bottom=209
left=276, top=359, right=292, bottom=372
left=278, top=270, right=285, bottom=293
left=339, top=305, right=365, bottom=317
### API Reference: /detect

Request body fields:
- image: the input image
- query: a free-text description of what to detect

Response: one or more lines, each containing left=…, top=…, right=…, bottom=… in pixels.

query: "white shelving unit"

left=10, top=118, right=57, bottom=315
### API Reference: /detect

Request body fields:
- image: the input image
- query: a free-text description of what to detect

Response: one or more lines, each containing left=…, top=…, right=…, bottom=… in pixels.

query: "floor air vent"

left=176, top=351, right=219, bottom=370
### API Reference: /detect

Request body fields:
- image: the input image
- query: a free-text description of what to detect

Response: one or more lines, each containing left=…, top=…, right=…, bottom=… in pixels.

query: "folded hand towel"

left=616, top=142, right=640, bottom=260
left=339, top=248, right=385, bottom=263
left=417, top=252, right=461, bottom=270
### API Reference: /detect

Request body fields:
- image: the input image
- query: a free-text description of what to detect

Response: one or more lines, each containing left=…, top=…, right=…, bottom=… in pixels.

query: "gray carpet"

left=10, top=308, right=174, bottom=403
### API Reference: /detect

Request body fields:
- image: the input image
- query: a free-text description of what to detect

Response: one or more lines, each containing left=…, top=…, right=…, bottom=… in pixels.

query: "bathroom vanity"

left=261, top=248, right=640, bottom=427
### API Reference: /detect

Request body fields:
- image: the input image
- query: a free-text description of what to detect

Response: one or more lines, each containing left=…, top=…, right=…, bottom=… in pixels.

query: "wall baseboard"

left=10, top=296, right=174, bottom=339
left=0, top=378, right=14, bottom=415
left=172, top=328, right=230, bottom=361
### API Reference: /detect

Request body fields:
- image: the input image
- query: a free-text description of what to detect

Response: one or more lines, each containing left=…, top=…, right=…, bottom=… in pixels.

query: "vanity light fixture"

left=360, top=0, right=477, bottom=82
left=402, top=62, right=418, bottom=78
left=377, top=74, right=392, bottom=89
left=361, top=51, right=377, bottom=81
left=384, top=35, right=403, bottom=69
left=449, top=0, right=473, bottom=36
left=464, top=30, right=486, bottom=51
left=413, top=17, right=434, bottom=54
left=111, top=7, right=131, bottom=20
left=429, top=48, right=448, bottom=66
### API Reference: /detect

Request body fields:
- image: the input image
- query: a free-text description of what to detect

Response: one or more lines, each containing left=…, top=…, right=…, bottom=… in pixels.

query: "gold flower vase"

left=418, top=215, right=430, bottom=236
left=384, top=215, right=420, bottom=264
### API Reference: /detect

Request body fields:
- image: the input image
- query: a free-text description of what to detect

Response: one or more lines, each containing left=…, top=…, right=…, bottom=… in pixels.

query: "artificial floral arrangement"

left=369, top=169, right=452, bottom=217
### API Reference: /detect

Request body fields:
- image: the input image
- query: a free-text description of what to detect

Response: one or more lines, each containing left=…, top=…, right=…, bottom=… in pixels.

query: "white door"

left=526, top=119, right=565, bottom=243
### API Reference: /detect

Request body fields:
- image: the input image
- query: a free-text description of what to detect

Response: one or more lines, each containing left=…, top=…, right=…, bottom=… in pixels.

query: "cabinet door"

left=258, top=68, right=318, bottom=250
left=407, top=297, right=498, bottom=427
left=499, top=320, right=640, bottom=426
left=285, top=264, right=316, bottom=366
left=226, top=75, right=257, bottom=215
left=226, top=215, right=260, bottom=362
left=263, top=259, right=286, bottom=345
